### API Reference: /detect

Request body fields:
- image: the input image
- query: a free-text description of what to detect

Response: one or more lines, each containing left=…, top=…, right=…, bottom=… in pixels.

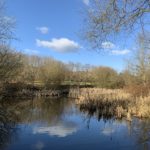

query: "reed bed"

left=69, top=88, right=150, bottom=120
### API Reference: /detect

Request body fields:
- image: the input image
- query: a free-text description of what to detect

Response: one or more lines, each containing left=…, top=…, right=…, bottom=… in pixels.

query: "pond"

left=0, top=98, right=150, bottom=150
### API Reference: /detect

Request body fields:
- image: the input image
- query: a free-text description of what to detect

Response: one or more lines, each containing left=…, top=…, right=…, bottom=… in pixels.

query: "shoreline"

left=1, top=87, right=150, bottom=120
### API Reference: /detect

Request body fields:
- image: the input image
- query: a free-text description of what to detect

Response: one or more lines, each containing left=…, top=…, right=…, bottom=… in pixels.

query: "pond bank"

left=1, top=85, right=150, bottom=120
left=1, top=89, right=70, bottom=100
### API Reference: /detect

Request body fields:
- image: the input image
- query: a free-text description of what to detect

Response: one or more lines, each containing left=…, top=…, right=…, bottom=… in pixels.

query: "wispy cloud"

left=111, top=49, right=130, bottom=55
left=83, top=0, right=90, bottom=5
left=36, top=38, right=81, bottom=53
left=101, top=41, right=130, bottom=56
left=102, top=41, right=115, bottom=49
left=36, top=26, right=49, bottom=34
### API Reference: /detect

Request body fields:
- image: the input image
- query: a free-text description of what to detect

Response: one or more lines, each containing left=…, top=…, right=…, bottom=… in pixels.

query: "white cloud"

left=101, top=41, right=130, bottom=55
left=102, top=41, right=115, bottom=49
left=36, top=27, right=49, bottom=34
left=83, top=0, right=90, bottom=5
left=111, top=49, right=130, bottom=55
left=24, top=49, right=39, bottom=54
left=36, top=38, right=80, bottom=53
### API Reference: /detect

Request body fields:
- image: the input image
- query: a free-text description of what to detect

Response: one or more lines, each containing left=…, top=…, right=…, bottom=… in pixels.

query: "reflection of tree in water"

left=77, top=101, right=118, bottom=129
left=3, top=98, right=73, bottom=125
left=1, top=98, right=150, bottom=149
left=0, top=98, right=72, bottom=148
left=130, top=118, right=150, bottom=150
left=0, top=105, right=18, bottom=149
left=78, top=102, right=150, bottom=149
left=78, top=102, right=117, bottom=121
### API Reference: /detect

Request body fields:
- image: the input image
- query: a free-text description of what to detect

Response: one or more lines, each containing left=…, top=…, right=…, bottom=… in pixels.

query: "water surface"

left=0, top=98, right=150, bottom=150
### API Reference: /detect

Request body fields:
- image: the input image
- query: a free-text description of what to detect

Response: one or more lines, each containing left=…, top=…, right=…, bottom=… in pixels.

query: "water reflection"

left=33, top=120, right=78, bottom=137
left=131, top=119, right=150, bottom=149
left=0, top=98, right=150, bottom=150
left=34, top=141, right=45, bottom=150
left=78, top=102, right=150, bottom=149
left=2, top=98, right=74, bottom=124
left=0, top=105, right=18, bottom=149
left=79, top=102, right=119, bottom=121
left=101, top=127, right=115, bottom=136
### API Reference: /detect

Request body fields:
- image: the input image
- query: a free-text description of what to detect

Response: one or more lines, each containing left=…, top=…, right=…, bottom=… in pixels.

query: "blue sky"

left=6, top=0, right=134, bottom=71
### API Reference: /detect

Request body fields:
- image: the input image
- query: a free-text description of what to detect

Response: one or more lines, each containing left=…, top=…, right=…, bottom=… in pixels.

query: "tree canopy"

left=83, top=0, right=150, bottom=50
left=0, top=0, right=15, bottom=44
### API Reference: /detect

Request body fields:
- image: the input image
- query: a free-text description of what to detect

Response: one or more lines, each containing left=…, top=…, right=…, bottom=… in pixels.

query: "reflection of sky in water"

left=34, top=141, right=45, bottom=150
left=100, top=121, right=127, bottom=136
left=2, top=99, right=150, bottom=150
left=101, top=127, right=115, bottom=136
left=33, top=120, right=78, bottom=137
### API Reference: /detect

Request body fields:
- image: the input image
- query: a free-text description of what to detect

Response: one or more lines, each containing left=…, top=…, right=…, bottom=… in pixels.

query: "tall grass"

left=69, top=88, right=150, bottom=120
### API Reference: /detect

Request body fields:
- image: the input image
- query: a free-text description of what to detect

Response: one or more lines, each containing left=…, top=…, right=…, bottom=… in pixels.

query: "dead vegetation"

left=70, top=88, right=150, bottom=120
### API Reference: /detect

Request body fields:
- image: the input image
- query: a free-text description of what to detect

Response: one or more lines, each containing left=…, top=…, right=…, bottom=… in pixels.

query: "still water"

left=0, top=98, right=150, bottom=150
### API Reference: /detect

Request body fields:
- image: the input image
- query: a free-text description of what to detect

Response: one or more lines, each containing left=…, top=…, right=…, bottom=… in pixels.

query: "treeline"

left=0, top=44, right=122, bottom=89
left=0, top=45, right=124, bottom=89
left=1, top=45, right=122, bottom=90
left=0, top=46, right=67, bottom=89
left=1, top=33, right=150, bottom=97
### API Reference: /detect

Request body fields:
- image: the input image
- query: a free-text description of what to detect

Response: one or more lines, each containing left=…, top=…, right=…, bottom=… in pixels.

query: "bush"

left=124, top=84, right=150, bottom=97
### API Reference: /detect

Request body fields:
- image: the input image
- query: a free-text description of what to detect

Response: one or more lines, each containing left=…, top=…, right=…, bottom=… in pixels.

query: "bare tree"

left=0, top=0, right=15, bottom=44
left=0, top=45, right=23, bottom=83
left=91, top=66, right=120, bottom=88
left=134, top=33, right=150, bottom=84
left=0, top=0, right=19, bottom=86
left=123, top=32, right=150, bottom=87
left=38, top=57, right=68, bottom=88
left=83, top=0, right=150, bottom=50
left=20, top=55, right=42, bottom=85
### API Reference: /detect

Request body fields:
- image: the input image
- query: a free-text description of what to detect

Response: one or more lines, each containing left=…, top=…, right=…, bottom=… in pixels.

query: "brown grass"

left=69, top=88, right=150, bottom=120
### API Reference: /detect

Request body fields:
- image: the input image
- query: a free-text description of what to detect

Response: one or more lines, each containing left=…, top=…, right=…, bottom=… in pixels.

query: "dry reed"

left=69, top=88, right=150, bottom=120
